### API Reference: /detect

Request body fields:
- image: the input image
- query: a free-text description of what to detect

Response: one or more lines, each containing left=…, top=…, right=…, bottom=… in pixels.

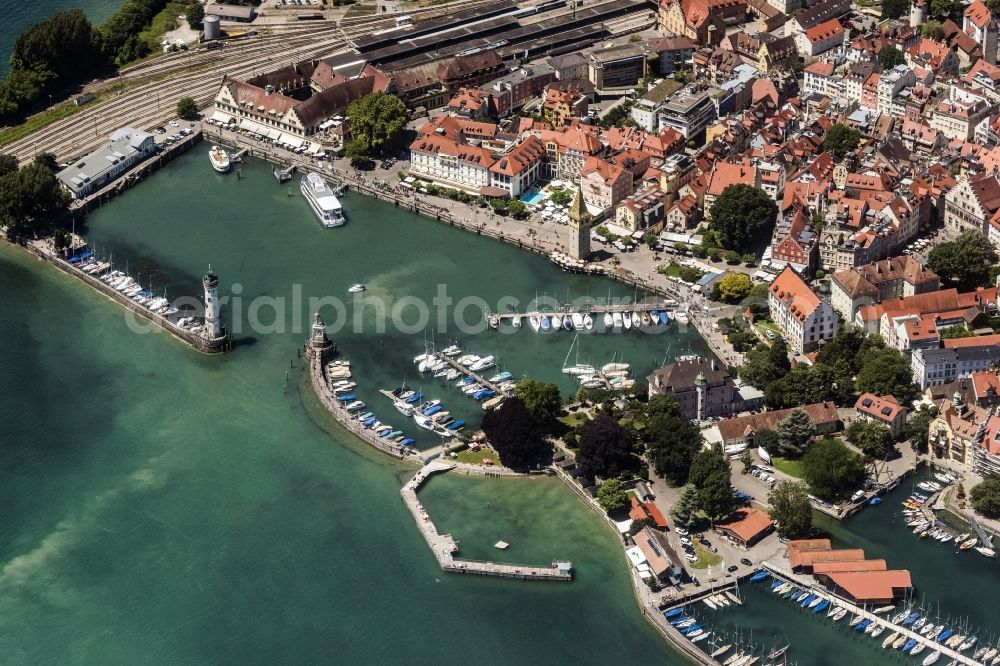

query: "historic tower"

left=306, top=312, right=335, bottom=361
left=202, top=269, right=222, bottom=339
left=910, top=0, right=926, bottom=28
left=567, top=184, right=591, bottom=261
left=695, top=370, right=708, bottom=421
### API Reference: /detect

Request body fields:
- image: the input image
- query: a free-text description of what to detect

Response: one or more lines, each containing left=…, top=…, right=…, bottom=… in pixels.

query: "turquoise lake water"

left=3, top=147, right=997, bottom=662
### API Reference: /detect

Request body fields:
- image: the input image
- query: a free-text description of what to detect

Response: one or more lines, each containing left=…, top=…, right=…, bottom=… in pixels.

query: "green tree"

left=930, top=0, right=962, bottom=19
left=513, top=379, right=562, bottom=428
left=739, top=340, right=791, bottom=390
left=768, top=480, right=813, bottom=538
left=344, top=139, right=371, bottom=166
left=176, top=96, right=198, bottom=118
left=823, top=123, right=862, bottom=158
left=709, top=184, right=778, bottom=254
left=928, top=229, right=996, bottom=289
left=970, top=475, right=1000, bottom=518
left=754, top=428, right=779, bottom=455
left=940, top=326, right=974, bottom=339
left=0, top=161, right=70, bottom=229
left=481, top=397, right=549, bottom=470
left=815, top=325, right=870, bottom=372
left=33, top=152, right=59, bottom=173
left=576, top=414, right=638, bottom=479
left=700, top=467, right=737, bottom=522
left=921, top=20, right=945, bottom=40
left=740, top=449, right=753, bottom=473
left=596, top=477, right=629, bottom=513
left=646, top=413, right=702, bottom=485
left=802, top=437, right=866, bottom=501
left=989, top=0, right=1000, bottom=12
left=186, top=2, right=205, bottom=27
left=550, top=189, right=573, bottom=206
left=881, top=0, right=909, bottom=18
left=728, top=330, right=758, bottom=353
left=506, top=199, right=527, bottom=219
left=855, top=347, right=919, bottom=402
left=765, top=361, right=855, bottom=408
left=775, top=409, right=816, bottom=459
left=878, top=46, right=905, bottom=70
left=670, top=485, right=701, bottom=529
left=689, top=447, right=729, bottom=489
left=845, top=420, right=893, bottom=459
left=905, top=404, right=938, bottom=452
left=723, top=250, right=740, bottom=264
left=346, top=92, right=408, bottom=156
left=717, top=272, right=753, bottom=303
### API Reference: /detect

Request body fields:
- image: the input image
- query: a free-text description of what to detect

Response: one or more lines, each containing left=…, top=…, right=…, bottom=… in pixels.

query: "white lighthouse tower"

left=203, top=269, right=221, bottom=339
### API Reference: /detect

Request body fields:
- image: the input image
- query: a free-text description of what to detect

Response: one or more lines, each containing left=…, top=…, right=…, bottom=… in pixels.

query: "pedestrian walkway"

left=402, top=462, right=572, bottom=581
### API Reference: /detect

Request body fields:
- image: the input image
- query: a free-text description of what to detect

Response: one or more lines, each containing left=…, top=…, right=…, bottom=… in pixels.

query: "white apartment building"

left=912, top=345, right=1000, bottom=389
left=768, top=266, right=840, bottom=353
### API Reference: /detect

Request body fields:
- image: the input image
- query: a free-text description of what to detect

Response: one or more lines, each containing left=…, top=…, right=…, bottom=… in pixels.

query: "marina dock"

left=402, top=461, right=572, bottom=581
left=20, top=240, right=231, bottom=354
left=309, top=356, right=418, bottom=461
left=488, top=299, right=675, bottom=326
left=426, top=350, right=507, bottom=396
left=760, top=563, right=980, bottom=666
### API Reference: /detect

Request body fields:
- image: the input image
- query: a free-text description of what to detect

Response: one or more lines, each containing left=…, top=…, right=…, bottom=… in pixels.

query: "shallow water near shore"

left=5, top=148, right=998, bottom=662
left=0, top=151, right=691, bottom=662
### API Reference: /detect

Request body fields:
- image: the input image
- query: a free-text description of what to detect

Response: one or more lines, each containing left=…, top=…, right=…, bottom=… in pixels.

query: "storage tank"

left=204, top=15, right=221, bottom=40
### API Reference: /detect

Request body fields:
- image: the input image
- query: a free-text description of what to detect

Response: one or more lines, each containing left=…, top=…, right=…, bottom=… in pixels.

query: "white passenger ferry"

left=300, top=172, right=345, bottom=228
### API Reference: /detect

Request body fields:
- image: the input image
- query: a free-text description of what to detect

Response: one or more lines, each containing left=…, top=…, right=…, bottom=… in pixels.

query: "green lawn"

left=772, top=457, right=805, bottom=479
left=138, top=1, right=190, bottom=52
left=558, top=411, right=590, bottom=428
left=454, top=445, right=497, bottom=466
left=755, top=320, right=781, bottom=341
left=689, top=540, right=723, bottom=569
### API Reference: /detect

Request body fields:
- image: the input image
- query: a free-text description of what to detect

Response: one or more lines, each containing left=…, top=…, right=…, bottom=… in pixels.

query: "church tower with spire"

left=567, top=184, right=591, bottom=261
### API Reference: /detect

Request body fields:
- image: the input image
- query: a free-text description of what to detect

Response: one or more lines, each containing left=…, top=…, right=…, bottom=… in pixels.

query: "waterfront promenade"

left=402, top=461, right=573, bottom=581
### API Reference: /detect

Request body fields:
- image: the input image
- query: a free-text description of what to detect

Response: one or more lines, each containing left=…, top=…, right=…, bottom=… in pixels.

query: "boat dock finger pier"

left=761, top=563, right=979, bottom=666
left=428, top=351, right=507, bottom=395
left=402, top=462, right=572, bottom=582
left=488, top=299, right=674, bottom=326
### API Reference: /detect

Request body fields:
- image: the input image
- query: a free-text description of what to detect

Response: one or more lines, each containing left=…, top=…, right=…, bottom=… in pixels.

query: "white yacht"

left=348, top=283, right=365, bottom=293
left=300, top=172, right=346, bottom=228
left=209, top=145, right=231, bottom=173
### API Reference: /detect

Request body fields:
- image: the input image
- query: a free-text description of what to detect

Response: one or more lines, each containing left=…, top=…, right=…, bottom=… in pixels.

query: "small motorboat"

left=623, top=312, right=632, bottom=330
left=348, top=283, right=365, bottom=293
left=603, top=313, right=614, bottom=328
left=583, top=313, right=594, bottom=330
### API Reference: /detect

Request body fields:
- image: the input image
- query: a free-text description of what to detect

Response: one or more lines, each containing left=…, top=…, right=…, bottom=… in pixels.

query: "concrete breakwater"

left=308, top=356, right=416, bottom=462
left=16, top=239, right=230, bottom=354
left=402, top=462, right=573, bottom=582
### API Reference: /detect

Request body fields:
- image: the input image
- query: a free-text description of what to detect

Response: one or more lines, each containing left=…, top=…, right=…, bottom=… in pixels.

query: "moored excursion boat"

left=301, top=171, right=346, bottom=228
left=209, top=145, right=231, bottom=173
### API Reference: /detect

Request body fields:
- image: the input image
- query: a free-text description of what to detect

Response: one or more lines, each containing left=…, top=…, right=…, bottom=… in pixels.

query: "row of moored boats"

left=663, top=600, right=786, bottom=666
left=414, top=346, right=514, bottom=410
left=752, top=570, right=994, bottom=665
left=506, top=309, right=685, bottom=333
left=327, top=360, right=418, bottom=450
left=901, top=474, right=996, bottom=558
left=384, top=386, right=465, bottom=437
left=73, top=256, right=181, bottom=318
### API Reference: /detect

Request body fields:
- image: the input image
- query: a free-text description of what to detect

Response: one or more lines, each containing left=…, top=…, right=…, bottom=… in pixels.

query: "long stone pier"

left=402, top=462, right=572, bottom=582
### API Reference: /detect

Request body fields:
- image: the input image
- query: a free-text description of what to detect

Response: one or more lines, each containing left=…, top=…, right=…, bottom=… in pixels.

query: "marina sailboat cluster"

left=901, top=473, right=997, bottom=558
left=488, top=301, right=687, bottom=334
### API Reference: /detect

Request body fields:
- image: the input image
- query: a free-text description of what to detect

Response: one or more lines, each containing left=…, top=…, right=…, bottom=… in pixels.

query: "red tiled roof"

left=812, top=559, right=887, bottom=573
left=965, top=0, right=995, bottom=29
left=769, top=266, right=821, bottom=322
left=855, top=392, right=906, bottom=423
left=717, top=402, right=838, bottom=443
left=804, top=18, right=844, bottom=43
left=823, top=570, right=912, bottom=602
left=943, top=333, right=1000, bottom=348
left=707, top=161, right=757, bottom=196
left=716, top=508, right=774, bottom=543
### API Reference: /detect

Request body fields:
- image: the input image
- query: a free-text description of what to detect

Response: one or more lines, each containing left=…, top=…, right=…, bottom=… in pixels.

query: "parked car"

left=851, top=490, right=866, bottom=503
left=765, top=330, right=775, bottom=340
left=675, top=527, right=688, bottom=536
left=727, top=564, right=739, bottom=573
left=740, top=558, right=753, bottom=567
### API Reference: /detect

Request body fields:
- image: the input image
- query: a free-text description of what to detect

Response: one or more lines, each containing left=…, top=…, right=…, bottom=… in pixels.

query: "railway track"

left=5, top=0, right=521, bottom=162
